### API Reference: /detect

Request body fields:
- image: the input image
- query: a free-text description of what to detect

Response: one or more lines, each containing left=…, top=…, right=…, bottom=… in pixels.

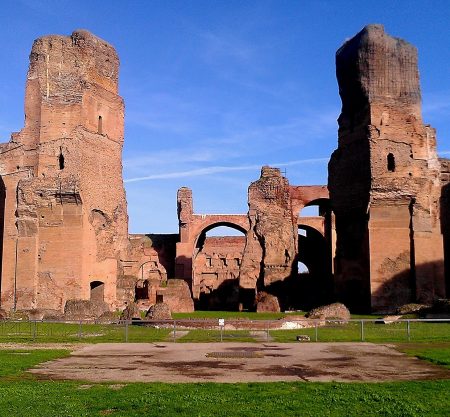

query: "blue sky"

left=0, top=0, right=449, bottom=233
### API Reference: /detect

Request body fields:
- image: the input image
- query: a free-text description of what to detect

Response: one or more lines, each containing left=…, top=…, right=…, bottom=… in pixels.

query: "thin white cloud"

left=124, top=157, right=328, bottom=183
left=423, top=93, right=450, bottom=116
left=123, top=148, right=218, bottom=169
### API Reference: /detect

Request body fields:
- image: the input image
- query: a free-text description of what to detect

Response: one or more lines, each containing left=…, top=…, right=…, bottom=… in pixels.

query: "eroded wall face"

left=0, top=30, right=129, bottom=311
left=240, top=167, right=297, bottom=290
left=329, top=24, right=445, bottom=312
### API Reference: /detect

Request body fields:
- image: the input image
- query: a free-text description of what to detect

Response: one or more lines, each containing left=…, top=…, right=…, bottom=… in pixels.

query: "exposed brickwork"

left=1, top=26, right=448, bottom=316
left=329, top=25, right=446, bottom=312
left=0, top=30, right=129, bottom=311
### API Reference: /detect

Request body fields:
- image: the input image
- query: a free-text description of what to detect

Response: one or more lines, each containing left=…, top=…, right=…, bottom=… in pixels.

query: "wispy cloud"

left=124, top=157, right=327, bottom=183
left=423, top=92, right=450, bottom=116
left=123, top=148, right=218, bottom=169
left=200, top=31, right=256, bottom=64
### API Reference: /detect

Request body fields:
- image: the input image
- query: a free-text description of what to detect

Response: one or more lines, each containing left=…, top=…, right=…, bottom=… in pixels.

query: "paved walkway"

left=29, top=342, right=450, bottom=383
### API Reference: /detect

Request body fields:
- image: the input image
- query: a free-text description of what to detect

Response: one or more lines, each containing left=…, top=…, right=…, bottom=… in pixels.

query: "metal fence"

left=0, top=318, right=449, bottom=343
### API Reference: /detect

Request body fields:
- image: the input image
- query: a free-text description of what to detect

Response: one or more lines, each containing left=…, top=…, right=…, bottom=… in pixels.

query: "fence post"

left=407, top=320, right=410, bottom=341
left=266, top=321, right=270, bottom=342
left=315, top=320, right=318, bottom=342
left=173, top=320, right=176, bottom=342
left=360, top=320, right=364, bottom=342
left=78, top=320, right=82, bottom=339
left=33, top=320, right=37, bottom=341
left=124, top=321, right=129, bottom=343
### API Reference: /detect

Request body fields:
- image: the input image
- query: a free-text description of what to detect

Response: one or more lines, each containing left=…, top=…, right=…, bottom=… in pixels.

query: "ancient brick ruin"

left=329, top=25, right=447, bottom=311
left=0, top=25, right=448, bottom=316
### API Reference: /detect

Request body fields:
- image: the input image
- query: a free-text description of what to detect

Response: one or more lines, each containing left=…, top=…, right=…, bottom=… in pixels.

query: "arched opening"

left=387, top=153, right=395, bottom=172
left=90, top=281, right=104, bottom=302
left=193, top=223, right=246, bottom=310
left=0, top=177, right=5, bottom=307
left=297, top=261, right=309, bottom=274
left=295, top=225, right=333, bottom=310
left=98, top=115, right=103, bottom=135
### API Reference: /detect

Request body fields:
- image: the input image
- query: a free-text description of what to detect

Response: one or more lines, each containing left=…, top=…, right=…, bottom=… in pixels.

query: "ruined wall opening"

left=194, top=223, right=246, bottom=310
left=0, top=177, right=5, bottom=306
left=90, top=281, right=105, bottom=302
left=58, top=149, right=65, bottom=170
left=297, top=261, right=309, bottom=274
left=387, top=153, right=395, bottom=172
left=98, top=115, right=103, bottom=134
left=294, top=225, right=333, bottom=310
left=135, top=279, right=150, bottom=300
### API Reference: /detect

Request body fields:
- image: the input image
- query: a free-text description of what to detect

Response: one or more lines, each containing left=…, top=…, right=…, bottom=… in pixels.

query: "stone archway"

left=295, top=224, right=333, bottom=309
left=192, top=223, right=247, bottom=310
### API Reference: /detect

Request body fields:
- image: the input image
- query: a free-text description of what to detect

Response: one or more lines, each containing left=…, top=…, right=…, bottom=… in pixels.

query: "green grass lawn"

left=0, top=348, right=449, bottom=416
left=270, top=321, right=450, bottom=343
left=0, top=321, right=171, bottom=343
left=1, top=319, right=448, bottom=344
left=178, top=329, right=256, bottom=342
left=396, top=342, right=450, bottom=369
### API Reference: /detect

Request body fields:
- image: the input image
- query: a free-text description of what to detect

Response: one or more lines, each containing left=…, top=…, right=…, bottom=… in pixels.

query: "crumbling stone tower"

left=240, top=167, right=297, bottom=293
left=0, top=30, right=129, bottom=311
left=329, top=25, right=446, bottom=311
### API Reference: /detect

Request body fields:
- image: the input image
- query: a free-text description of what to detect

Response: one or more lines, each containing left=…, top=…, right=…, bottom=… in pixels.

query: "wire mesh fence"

left=0, top=318, right=448, bottom=343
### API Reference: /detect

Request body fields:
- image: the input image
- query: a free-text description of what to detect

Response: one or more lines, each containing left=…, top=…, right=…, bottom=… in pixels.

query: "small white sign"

left=218, top=318, right=225, bottom=327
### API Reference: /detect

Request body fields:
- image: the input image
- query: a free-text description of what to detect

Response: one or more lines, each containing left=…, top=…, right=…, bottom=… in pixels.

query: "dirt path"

left=28, top=342, right=450, bottom=383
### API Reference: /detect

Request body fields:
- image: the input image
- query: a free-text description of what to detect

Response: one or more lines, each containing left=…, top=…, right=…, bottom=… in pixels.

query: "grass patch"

left=396, top=342, right=450, bottom=369
left=0, top=322, right=171, bottom=343
left=271, top=322, right=450, bottom=343
left=0, top=319, right=448, bottom=344
left=179, top=329, right=256, bottom=342
left=0, top=379, right=449, bottom=416
left=0, top=349, right=70, bottom=379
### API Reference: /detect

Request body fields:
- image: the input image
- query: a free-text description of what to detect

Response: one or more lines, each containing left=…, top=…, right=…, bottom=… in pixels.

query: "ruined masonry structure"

left=176, top=168, right=332, bottom=311
left=0, top=31, right=129, bottom=311
left=329, top=25, right=447, bottom=311
left=0, top=26, right=449, bottom=315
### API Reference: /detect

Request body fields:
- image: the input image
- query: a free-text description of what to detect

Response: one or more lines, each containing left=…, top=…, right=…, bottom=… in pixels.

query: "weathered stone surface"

left=146, top=302, right=172, bottom=320
left=175, top=168, right=332, bottom=311
left=156, top=279, right=194, bottom=313
left=28, top=308, right=62, bottom=321
left=329, top=24, right=446, bottom=312
left=120, top=302, right=141, bottom=320
left=255, top=292, right=280, bottom=313
left=0, top=29, right=129, bottom=312
left=241, top=167, right=296, bottom=289
left=307, top=303, right=350, bottom=321
left=97, top=311, right=119, bottom=323
left=396, top=303, right=431, bottom=315
left=64, top=299, right=109, bottom=320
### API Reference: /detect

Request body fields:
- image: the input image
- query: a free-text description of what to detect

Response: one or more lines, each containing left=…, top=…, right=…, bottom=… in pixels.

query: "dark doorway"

left=90, top=281, right=105, bottom=302
left=135, top=279, right=150, bottom=300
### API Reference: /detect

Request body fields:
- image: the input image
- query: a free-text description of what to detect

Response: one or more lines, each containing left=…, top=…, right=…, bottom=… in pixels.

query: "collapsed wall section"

left=240, top=166, right=297, bottom=293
